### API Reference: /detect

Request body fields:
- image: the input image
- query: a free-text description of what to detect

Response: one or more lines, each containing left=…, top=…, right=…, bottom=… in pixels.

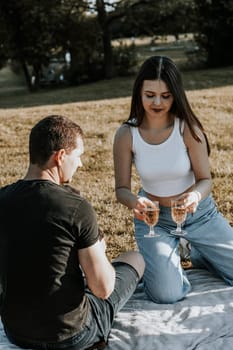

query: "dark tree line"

left=194, top=0, right=233, bottom=68
left=0, top=0, right=232, bottom=91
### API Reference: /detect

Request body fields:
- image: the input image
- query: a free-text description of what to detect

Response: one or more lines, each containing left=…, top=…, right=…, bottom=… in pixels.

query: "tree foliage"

left=0, top=0, right=232, bottom=91
left=0, top=0, right=87, bottom=90
left=111, top=0, right=196, bottom=38
left=194, top=0, right=233, bottom=67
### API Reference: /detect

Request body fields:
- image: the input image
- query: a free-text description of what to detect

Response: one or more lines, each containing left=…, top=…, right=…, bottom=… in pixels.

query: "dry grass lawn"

left=0, top=42, right=232, bottom=260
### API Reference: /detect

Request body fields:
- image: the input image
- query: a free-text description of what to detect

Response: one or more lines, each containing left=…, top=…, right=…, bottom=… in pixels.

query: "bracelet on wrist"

left=193, top=190, right=201, bottom=202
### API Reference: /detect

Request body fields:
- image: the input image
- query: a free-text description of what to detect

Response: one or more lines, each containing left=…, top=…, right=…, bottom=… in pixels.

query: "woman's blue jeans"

left=134, top=190, right=233, bottom=304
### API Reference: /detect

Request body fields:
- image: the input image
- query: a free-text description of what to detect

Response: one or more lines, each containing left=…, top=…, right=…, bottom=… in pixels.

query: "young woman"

left=113, top=56, right=233, bottom=304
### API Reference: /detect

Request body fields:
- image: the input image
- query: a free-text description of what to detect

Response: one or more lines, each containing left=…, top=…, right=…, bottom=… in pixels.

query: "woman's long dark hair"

left=125, top=56, right=210, bottom=154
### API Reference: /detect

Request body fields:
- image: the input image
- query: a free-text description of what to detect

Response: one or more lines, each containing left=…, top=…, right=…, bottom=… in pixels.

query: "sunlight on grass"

left=0, top=41, right=232, bottom=259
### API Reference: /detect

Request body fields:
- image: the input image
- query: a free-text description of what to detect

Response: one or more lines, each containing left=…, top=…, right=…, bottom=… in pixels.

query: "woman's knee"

left=143, top=271, right=191, bottom=304
left=145, top=283, right=187, bottom=304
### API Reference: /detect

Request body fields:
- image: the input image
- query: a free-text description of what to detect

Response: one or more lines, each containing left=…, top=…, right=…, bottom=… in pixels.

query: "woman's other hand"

left=134, top=196, right=158, bottom=220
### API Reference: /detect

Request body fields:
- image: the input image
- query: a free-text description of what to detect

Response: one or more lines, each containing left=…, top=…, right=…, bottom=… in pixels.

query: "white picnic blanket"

left=1, top=269, right=233, bottom=350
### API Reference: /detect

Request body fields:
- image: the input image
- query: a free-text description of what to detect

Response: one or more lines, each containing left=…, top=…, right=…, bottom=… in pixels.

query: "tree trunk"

left=21, top=60, right=36, bottom=91
left=96, top=0, right=114, bottom=79
left=0, top=2, right=34, bottom=91
left=102, top=26, right=114, bottom=78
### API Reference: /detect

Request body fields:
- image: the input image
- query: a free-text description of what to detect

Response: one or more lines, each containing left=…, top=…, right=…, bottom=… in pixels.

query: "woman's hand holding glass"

left=170, top=198, right=187, bottom=235
left=134, top=197, right=160, bottom=238
left=184, top=191, right=201, bottom=213
left=170, top=191, right=201, bottom=236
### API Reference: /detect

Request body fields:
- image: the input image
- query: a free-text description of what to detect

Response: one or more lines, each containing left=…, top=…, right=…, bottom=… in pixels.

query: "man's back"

left=0, top=115, right=144, bottom=350
left=0, top=179, right=98, bottom=342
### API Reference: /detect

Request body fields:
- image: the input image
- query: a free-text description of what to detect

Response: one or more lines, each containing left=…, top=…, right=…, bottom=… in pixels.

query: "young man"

left=0, top=115, right=145, bottom=350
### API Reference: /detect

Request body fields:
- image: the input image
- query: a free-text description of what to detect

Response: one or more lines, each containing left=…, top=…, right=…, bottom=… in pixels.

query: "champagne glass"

left=142, top=201, right=160, bottom=238
left=170, top=199, right=187, bottom=236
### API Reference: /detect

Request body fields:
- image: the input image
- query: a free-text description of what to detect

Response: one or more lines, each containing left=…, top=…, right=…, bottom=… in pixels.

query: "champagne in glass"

left=170, top=199, right=187, bottom=236
left=142, top=201, right=160, bottom=238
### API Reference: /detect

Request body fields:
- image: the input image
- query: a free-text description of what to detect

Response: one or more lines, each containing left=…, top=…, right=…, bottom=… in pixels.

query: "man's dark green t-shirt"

left=0, top=179, right=99, bottom=342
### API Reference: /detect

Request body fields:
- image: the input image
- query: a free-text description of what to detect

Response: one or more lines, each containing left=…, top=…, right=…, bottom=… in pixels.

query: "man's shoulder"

left=62, top=184, right=81, bottom=196
left=59, top=185, right=94, bottom=214
left=0, top=181, right=20, bottom=197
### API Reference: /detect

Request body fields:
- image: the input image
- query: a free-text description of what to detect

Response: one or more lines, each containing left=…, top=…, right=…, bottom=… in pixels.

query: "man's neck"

left=24, top=164, right=60, bottom=184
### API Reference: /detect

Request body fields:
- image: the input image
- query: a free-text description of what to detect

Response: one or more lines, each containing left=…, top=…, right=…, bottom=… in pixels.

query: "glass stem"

left=176, top=223, right=182, bottom=232
left=149, top=225, right=154, bottom=235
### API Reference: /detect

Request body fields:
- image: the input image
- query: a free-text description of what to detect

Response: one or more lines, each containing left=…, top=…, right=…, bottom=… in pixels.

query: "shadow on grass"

left=0, top=66, right=233, bottom=109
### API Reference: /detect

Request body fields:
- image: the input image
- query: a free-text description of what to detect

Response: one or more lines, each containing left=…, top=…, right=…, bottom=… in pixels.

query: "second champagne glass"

left=170, top=199, right=187, bottom=236
left=142, top=201, right=160, bottom=238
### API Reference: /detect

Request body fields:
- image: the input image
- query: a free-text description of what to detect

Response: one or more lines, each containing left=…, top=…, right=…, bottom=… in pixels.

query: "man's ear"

left=54, top=149, right=66, bottom=166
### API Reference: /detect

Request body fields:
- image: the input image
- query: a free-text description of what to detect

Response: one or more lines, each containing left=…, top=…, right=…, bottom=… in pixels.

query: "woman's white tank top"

left=130, top=117, right=195, bottom=197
